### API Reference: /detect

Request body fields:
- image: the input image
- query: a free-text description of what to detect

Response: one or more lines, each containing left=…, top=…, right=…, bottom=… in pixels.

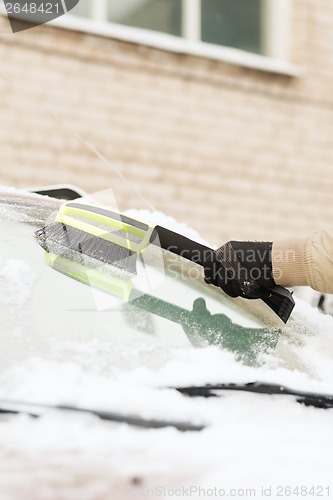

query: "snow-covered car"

left=0, top=186, right=332, bottom=499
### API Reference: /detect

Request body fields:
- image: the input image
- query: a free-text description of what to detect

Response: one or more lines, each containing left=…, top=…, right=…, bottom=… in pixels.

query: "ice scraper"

left=35, top=201, right=295, bottom=323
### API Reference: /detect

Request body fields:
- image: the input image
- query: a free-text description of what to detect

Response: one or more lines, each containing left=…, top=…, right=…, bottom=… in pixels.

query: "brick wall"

left=1, top=0, right=333, bottom=244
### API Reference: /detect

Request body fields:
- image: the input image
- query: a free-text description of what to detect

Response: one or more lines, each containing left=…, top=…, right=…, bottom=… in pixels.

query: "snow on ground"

left=1, top=189, right=333, bottom=499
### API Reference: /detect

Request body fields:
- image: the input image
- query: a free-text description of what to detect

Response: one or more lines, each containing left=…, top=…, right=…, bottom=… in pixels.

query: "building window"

left=69, top=0, right=290, bottom=59
left=201, top=0, right=262, bottom=55
left=70, top=0, right=91, bottom=18
left=108, top=0, right=182, bottom=37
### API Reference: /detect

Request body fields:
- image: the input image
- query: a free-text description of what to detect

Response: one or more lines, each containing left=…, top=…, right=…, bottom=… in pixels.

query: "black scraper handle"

left=150, top=226, right=295, bottom=323
left=261, top=285, right=295, bottom=324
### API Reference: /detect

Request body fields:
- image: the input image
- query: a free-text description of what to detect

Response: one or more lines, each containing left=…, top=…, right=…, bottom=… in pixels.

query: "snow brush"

left=34, top=201, right=295, bottom=323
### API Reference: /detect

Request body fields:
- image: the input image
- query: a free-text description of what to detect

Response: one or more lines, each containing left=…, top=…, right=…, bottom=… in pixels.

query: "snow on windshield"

left=1, top=191, right=333, bottom=388
left=0, top=190, right=333, bottom=495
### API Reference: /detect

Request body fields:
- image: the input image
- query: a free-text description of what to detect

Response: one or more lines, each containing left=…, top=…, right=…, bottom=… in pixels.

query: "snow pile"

left=0, top=383, right=332, bottom=500
left=126, top=208, right=212, bottom=247
left=0, top=353, right=333, bottom=499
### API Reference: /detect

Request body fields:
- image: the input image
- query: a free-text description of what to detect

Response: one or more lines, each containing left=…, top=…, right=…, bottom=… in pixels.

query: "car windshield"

left=0, top=188, right=333, bottom=396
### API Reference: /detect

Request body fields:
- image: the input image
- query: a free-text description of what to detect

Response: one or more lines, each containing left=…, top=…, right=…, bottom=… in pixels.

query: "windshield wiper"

left=176, top=382, right=333, bottom=410
left=0, top=400, right=205, bottom=432
left=2, top=383, right=331, bottom=433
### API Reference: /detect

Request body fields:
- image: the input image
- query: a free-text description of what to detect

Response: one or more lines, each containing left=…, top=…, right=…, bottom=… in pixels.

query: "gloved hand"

left=204, top=241, right=276, bottom=299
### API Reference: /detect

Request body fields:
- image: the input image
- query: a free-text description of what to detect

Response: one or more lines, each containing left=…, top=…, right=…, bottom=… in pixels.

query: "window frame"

left=73, top=0, right=292, bottom=60
left=0, top=0, right=300, bottom=76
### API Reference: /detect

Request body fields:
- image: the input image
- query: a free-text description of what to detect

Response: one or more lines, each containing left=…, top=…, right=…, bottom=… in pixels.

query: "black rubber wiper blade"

left=0, top=400, right=205, bottom=432
left=175, top=382, right=333, bottom=410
